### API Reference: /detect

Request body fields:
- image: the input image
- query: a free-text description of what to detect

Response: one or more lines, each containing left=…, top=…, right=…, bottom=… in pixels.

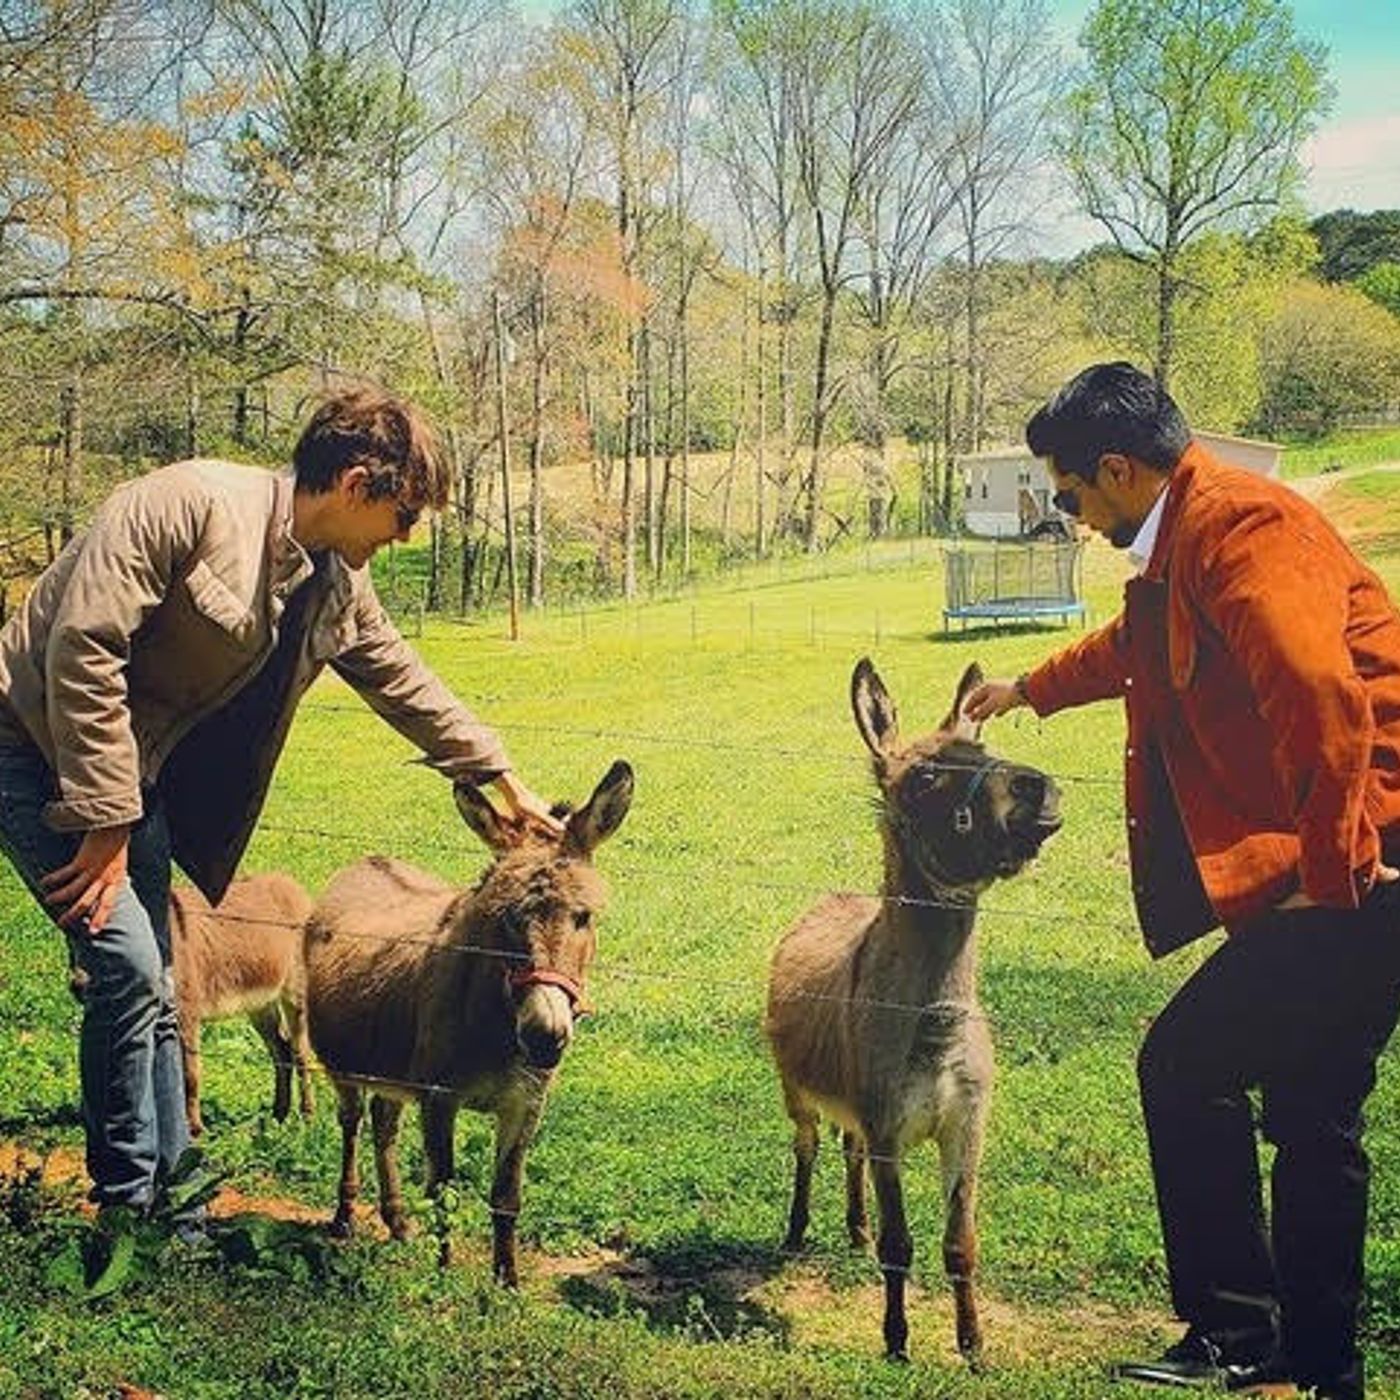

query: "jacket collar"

left=1144, top=439, right=1216, bottom=580
left=269, top=470, right=315, bottom=598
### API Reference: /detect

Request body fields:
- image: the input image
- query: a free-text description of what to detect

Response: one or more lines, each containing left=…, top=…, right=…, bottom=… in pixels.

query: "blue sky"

left=1045, top=0, right=1400, bottom=216
left=519, top=0, right=1400, bottom=253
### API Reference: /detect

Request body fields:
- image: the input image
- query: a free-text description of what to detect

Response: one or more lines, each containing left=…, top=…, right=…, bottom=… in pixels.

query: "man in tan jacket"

left=0, top=387, right=556, bottom=1249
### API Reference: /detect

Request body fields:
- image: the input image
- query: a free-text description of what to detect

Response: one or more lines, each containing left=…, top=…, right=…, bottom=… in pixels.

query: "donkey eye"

left=573, top=910, right=591, bottom=930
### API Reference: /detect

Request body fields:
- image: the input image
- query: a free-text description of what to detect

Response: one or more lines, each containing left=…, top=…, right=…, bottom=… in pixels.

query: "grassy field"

left=4, top=479, right=1400, bottom=1397
left=1278, top=426, right=1400, bottom=480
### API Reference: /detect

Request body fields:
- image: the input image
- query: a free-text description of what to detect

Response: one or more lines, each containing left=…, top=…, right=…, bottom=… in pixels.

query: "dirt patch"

left=0, top=1139, right=1193, bottom=1373
left=532, top=1241, right=1184, bottom=1369
left=0, top=1139, right=88, bottom=1196
left=0, top=1137, right=370, bottom=1233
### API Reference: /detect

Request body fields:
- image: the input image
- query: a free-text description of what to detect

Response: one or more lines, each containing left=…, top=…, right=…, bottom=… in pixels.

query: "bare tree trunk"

left=655, top=331, right=677, bottom=583
left=185, top=360, right=200, bottom=459
left=1154, top=241, right=1179, bottom=389
left=59, top=377, right=82, bottom=547
left=493, top=292, right=520, bottom=640
left=963, top=246, right=982, bottom=452
left=622, top=342, right=638, bottom=599
left=753, top=287, right=766, bottom=557
left=527, top=288, right=547, bottom=609
left=232, top=288, right=253, bottom=445
left=679, top=294, right=692, bottom=576
left=419, top=292, right=463, bottom=613
left=801, top=286, right=837, bottom=552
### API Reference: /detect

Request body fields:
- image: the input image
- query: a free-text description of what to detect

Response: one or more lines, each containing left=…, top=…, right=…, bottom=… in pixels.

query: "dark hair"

left=292, top=387, right=449, bottom=508
left=1025, top=362, right=1190, bottom=482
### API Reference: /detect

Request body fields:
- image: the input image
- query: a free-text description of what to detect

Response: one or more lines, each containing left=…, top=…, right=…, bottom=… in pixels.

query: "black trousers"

left=1138, top=884, right=1400, bottom=1397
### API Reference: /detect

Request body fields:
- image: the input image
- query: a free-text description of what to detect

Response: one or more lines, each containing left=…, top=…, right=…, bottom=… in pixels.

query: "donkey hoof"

left=328, top=1212, right=354, bottom=1240
left=780, top=1232, right=806, bottom=1256
left=885, top=1347, right=910, bottom=1365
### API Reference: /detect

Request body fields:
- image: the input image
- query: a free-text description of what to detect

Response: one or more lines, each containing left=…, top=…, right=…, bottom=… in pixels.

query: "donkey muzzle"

left=510, top=969, right=585, bottom=1069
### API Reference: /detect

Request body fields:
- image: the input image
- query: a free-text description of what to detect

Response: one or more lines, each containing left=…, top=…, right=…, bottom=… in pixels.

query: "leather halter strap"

left=953, top=756, right=1005, bottom=835
left=508, top=966, right=591, bottom=1017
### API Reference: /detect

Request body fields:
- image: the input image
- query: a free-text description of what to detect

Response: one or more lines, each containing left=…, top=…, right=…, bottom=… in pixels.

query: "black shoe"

left=1113, top=1328, right=1291, bottom=1391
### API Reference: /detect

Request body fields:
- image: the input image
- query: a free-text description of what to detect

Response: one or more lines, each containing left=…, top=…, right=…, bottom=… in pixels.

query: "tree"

left=787, top=0, right=923, bottom=551
left=1310, top=209, right=1400, bottom=284
left=566, top=0, right=682, bottom=597
left=1059, top=0, right=1328, bottom=388
left=929, top=0, right=1060, bottom=454
left=1356, top=262, right=1400, bottom=321
left=0, top=0, right=197, bottom=540
left=709, top=0, right=810, bottom=552
left=1255, top=281, right=1400, bottom=439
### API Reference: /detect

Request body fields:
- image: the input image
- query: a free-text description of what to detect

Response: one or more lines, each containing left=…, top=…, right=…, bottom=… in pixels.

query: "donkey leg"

left=782, top=1091, right=820, bottom=1252
left=869, top=1145, right=913, bottom=1362
left=369, top=1094, right=409, bottom=1240
left=937, top=1087, right=990, bottom=1368
left=421, top=1095, right=458, bottom=1268
left=281, top=989, right=315, bottom=1121
left=843, top=1130, right=871, bottom=1248
left=179, top=1011, right=204, bottom=1138
left=249, top=1004, right=293, bottom=1123
left=330, top=1081, right=364, bottom=1237
left=490, top=1094, right=543, bottom=1288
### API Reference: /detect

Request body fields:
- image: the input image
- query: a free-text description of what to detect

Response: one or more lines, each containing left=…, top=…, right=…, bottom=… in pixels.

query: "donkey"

left=766, top=659, right=1061, bottom=1364
left=303, top=760, right=633, bottom=1283
left=169, top=873, right=316, bottom=1138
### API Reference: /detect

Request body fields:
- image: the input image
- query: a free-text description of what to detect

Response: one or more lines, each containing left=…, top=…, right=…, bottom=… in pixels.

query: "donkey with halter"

left=766, top=660, right=1061, bottom=1363
left=304, top=760, right=633, bottom=1282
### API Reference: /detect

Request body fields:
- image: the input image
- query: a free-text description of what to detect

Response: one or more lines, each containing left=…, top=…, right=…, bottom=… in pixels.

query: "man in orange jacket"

left=967, top=363, right=1400, bottom=1400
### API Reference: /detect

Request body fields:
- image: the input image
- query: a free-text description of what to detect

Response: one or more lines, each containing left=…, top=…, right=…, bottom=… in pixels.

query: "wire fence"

left=2, top=709, right=1151, bottom=1287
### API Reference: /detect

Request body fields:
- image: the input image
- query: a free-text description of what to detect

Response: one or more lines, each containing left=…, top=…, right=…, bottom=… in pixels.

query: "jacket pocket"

left=184, top=559, right=253, bottom=639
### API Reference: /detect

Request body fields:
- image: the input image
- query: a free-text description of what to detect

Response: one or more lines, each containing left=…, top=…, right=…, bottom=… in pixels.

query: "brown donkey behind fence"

left=169, top=873, right=316, bottom=1138
left=304, top=761, right=633, bottom=1283
left=766, top=660, right=1061, bottom=1364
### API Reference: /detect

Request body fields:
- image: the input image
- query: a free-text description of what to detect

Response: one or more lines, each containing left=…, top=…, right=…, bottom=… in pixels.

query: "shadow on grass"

left=0, top=1103, right=83, bottom=1136
left=556, top=1236, right=794, bottom=1343
left=925, top=620, right=1085, bottom=644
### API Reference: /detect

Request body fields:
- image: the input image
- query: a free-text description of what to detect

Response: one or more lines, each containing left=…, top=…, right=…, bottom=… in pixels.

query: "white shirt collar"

left=1127, top=485, right=1169, bottom=575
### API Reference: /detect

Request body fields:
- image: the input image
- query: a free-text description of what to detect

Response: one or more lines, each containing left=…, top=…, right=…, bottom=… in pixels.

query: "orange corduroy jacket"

left=1024, top=442, right=1400, bottom=954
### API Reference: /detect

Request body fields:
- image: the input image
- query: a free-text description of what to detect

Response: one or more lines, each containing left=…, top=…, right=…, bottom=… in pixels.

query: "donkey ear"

left=851, top=657, right=899, bottom=759
left=566, top=760, right=634, bottom=855
left=454, top=780, right=518, bottom=853
left=942, top=662, right=986, bottom=741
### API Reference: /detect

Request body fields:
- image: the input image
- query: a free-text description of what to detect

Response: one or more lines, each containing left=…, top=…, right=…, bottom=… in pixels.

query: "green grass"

left=1331, top=471, right=1400, bottom=504
left=1280, top=426, right=1400, bottom=479
left=4, top=527, right=1400, bottom=1396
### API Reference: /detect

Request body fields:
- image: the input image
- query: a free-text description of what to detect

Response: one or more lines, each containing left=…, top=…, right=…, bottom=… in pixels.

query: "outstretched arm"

left=962, top=675, right=1031, bottom=722
left=332, top=586, right=563, bottom=834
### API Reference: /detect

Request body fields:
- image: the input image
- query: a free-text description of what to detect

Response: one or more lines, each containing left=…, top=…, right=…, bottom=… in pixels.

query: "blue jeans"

left=0, top=745, right=190, bottom=1208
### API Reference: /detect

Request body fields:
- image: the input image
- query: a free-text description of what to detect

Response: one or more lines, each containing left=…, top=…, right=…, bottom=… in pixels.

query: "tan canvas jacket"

left=0, top=458, right=510, bottom=898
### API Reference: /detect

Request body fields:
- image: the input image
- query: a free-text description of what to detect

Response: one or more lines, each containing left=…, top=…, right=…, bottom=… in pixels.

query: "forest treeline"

left=3, top=0, right=1400, bottom=612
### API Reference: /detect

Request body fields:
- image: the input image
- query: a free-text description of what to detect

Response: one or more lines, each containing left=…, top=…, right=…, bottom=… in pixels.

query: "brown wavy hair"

left=292, top=387, right=450, bottom=509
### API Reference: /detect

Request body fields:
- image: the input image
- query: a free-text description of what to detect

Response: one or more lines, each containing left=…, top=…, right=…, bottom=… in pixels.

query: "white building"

left=957, top=430, right=1284, bottom=538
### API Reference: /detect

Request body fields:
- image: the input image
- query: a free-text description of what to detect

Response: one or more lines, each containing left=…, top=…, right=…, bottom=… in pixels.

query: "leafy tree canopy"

left=1311, top=209, right=1400, bottom=284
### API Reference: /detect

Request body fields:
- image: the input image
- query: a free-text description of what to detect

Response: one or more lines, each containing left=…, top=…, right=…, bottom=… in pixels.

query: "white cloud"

left=1303, top=112, right=1400, bottom=212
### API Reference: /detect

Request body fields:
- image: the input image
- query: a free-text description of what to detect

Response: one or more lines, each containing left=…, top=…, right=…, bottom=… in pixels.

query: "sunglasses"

left=394, top=500, right=423, bottom=533
left=1052, top=487, right=1082, bottom=518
